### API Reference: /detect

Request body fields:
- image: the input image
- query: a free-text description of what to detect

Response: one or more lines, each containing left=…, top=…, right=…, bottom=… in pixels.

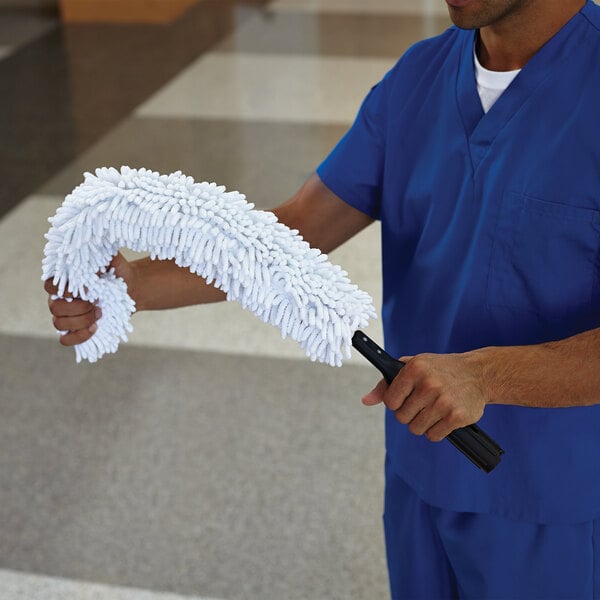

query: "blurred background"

left=0, top=1, right=450, bottom=598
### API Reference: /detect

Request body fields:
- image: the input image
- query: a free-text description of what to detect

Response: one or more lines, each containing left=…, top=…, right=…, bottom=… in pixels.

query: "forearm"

left=129, top=256, right=226, bottom=311
left=130, top=173, right=371, bottom=312
left=472, top=327, right=600, bottom=408
left=272, top=173, right=373, bottom=254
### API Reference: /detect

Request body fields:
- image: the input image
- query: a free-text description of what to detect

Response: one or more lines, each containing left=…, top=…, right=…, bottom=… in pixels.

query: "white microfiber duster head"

left=42, top=166, right=376, bottom=366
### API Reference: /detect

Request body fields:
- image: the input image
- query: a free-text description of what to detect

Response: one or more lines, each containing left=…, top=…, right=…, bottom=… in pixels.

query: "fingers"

left=361, top=378, right=388, bottom=405
left=424, top=418, right=456, bottom=443
left=360, top=352, right=485, bottom=443
left=44, top=278, right=67, bottom=297
left=52, top=304, right=101, bottom=332
left=48, top=295, right=96, bottom=317
left=45, top=278, right=101, bottom=347
left=394, top=386, right=437, bottom=427
left=58, top=323, right=98, bottom=346
left=51, top=301, right=101, bottom=346
left=403, top=397, right=455, bottom=440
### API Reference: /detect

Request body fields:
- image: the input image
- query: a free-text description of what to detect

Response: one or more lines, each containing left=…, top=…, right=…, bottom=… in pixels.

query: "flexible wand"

left=352, top=331, right=504, bottom=473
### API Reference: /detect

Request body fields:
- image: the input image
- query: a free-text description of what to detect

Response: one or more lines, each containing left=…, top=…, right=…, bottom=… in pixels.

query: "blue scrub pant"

left=384, top=463, right=600, bottom=599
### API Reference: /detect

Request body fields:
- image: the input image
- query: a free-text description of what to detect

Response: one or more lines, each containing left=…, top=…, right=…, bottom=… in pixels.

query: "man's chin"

left=446, top=0, right=472, bottom=8
left=446, top=5, right=483, bottom=30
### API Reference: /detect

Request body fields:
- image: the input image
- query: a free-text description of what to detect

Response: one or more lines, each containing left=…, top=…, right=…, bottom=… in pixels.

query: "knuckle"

left=447, top=414, right=462, bottom=430
left=420, top=379, right=441, bottom=397
left=58, top=334, right=72, bottom=346
left=59, top=329, right=90, bottom=346
left=405, top=357, right=424, bottom=376
left=49, top=302, right=66, bottom=317
left=426, top=430, right=444, bottom=443
left=389, top=374, right=408, bottom=394
left=408, top=422, right=424, bottom=436
left=383, top=390, right=402, bottom=412
left=48, top=300, right=61, bottom=316
left=74, top=329, right=91, bottom=344
left=83, top=310, right=96, bottom=326
left=410, top=355, right=431, bottom=372
left=450, top=406, right=467, bottom=423
left=396, top=411, right=410, bottom=425
left=436, top=393, right=455, bottom=412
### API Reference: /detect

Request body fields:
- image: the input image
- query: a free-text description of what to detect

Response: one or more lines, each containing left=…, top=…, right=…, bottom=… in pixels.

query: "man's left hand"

left=361, top=352, right=488, bottom=442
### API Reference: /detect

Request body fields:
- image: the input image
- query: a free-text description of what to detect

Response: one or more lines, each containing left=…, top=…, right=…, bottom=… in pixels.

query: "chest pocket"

left=486, top=191, right=600, bottom=320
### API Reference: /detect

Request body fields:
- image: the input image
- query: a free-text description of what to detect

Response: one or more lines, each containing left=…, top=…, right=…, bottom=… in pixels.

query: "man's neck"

left=478, top=0, right=586, bottom=71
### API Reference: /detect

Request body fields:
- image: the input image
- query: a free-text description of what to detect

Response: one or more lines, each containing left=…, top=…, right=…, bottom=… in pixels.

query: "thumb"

left=361, top=378, right=388, bottom=406
left=108, top=251, right=126, bottom=272
left=96, top=252, right=126, bottom=278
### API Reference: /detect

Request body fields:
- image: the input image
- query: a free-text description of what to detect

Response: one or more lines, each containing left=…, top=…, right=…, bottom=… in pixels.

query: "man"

left=46, top=0, right=600, bottom=597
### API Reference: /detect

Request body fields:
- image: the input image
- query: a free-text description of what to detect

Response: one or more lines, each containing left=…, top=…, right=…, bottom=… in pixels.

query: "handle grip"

left=352, top=331, right=504, bottom=473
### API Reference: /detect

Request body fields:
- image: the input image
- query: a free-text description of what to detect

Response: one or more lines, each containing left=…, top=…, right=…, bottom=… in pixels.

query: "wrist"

left=127, top=258, right=148, bottom=312
left=464, top=345, right=508, bottom=406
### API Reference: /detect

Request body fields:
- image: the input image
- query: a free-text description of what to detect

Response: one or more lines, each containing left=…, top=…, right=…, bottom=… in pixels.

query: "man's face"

left=445, top=0, right=533, bottom=29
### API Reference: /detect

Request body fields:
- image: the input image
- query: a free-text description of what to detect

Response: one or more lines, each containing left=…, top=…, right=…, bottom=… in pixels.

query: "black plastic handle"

left=352, top=331, right=504, bottom=473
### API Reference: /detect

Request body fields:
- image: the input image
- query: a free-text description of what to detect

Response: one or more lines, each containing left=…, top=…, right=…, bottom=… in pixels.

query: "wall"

left=0, top=0, right=57, bottom=8
left=59, top=0, right=199, bottom=23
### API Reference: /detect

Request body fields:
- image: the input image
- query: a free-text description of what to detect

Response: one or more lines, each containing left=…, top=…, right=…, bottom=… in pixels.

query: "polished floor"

left=0, top=2, right=451, bottom=598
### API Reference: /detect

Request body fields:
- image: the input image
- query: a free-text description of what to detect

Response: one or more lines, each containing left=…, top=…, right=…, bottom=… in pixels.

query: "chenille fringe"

left=42, top=166, right=376, bottom=366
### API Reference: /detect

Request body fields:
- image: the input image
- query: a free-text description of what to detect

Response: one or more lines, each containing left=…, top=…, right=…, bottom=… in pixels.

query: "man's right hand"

left=44, top=252, right=132, bottom=347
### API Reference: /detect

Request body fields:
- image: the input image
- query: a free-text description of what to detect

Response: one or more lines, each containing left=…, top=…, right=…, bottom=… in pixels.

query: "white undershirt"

left=474, top=48, right=521, bottom=113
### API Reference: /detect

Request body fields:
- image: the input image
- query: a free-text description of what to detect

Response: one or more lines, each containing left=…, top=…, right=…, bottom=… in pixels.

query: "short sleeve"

left=317, top=77, right=389, bottom=220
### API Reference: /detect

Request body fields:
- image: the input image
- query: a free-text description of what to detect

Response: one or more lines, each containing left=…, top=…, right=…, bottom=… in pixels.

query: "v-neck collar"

left=455, top=5, right=586, bottom=173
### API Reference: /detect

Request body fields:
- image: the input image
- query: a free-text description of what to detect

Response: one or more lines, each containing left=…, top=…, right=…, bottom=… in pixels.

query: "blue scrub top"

left=318, top=1, right=600, bottom=524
